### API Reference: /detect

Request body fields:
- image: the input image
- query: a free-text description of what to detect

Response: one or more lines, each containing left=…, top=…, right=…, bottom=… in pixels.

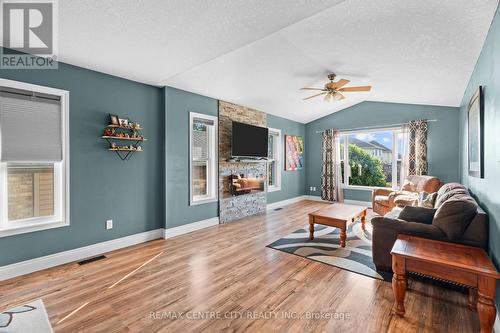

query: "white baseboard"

left=302, top=195, right=372, bottom=208
left=494, top=312, right=500, bottom=333
left=164, top=217, right=219, bottom=239
left=266, top=196, right=309, bottom=210
left=266, top=195, right=372, bottom=210
left=0, top=228, right=164, bottom=281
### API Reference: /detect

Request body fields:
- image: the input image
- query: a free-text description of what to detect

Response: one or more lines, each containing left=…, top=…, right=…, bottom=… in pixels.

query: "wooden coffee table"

left=308, top=203, right=367, bottom=247
left=391, top=235, right=500, bottom=333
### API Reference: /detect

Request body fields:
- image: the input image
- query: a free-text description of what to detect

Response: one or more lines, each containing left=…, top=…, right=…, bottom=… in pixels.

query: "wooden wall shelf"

left=106, top=124, right=144, bottom=130
left=102, top=116, right=146, bottom=160
left=102, top=136, right=147, bottom=141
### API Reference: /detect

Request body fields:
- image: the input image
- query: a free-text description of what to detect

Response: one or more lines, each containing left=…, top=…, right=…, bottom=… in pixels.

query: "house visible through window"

left=190, top=112, right=218, bottom=205
left=0, top=78, right=69, bottom=237
left=339, top=128, right=404, bottom=189
left=267, top=128, right=281, bottom=191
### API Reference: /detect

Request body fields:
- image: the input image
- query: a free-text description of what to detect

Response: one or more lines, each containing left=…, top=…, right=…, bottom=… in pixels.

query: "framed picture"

left=109, top=114, right=119, bottom=125
left=467, top=86, right=484, bottom=178
left=119, top=118, right=129, bottom=127
left=285, top=135, right=304, bottom=171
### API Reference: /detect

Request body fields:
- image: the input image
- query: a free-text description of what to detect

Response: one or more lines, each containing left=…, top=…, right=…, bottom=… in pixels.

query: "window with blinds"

left=189, top=112, right=218, bottom=205
left=0, top=78, right=69, bottom=238
left=267, top=128, right=281, bottom=191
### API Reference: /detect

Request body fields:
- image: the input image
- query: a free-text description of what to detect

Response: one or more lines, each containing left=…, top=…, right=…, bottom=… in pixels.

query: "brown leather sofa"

left=372, top=175, right=442, bottom=215
left=371, top=183, right=488, bottom=271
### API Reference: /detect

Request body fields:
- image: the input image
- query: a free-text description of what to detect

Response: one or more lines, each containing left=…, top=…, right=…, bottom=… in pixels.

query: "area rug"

left=267, top=219, right=390, bottom=281
left=0, top=299, right=53, bottom=333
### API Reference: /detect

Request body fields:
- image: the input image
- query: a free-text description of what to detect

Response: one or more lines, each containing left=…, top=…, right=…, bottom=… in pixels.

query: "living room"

left=0, top=1, right=499, bottom=332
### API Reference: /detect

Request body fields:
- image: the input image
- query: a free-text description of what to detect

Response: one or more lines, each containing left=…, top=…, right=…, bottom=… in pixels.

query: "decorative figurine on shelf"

left=124, top=133, right=130, bottom=138
left=136, top=146, right=143, bottom=151
left=111, top=142, right=117, bottom=149
left=134, top=123, right=141, bottom=129
left=103, top=128, right=114, bottom=137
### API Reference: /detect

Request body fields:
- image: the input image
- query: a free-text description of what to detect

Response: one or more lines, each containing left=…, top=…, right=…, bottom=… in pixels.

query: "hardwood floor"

left=0, top=200, right=479, bottom=332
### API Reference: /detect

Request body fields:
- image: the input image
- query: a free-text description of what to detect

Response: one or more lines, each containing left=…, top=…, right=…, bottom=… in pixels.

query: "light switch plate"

left=106, top=219, right=113, bottom=230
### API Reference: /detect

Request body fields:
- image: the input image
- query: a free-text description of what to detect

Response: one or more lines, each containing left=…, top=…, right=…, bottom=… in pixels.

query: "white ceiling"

left=56, top=0, right=498, bottom=123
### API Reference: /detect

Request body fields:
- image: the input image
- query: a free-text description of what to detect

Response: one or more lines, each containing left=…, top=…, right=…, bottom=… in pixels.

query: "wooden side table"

left=391, top=235, right=500, bottom=333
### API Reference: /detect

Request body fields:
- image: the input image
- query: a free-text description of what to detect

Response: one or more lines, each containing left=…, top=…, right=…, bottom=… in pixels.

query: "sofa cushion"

left=394, top=193, right=419, bottom=207
left=436, top=183, right=466, bottom=198
left=374, top=195, right=390, bottom=206
left=433, top=198, right=478, bottom=240
left=402, top=175, right=442, bottom=193
left=435, top=188, right=470, bottom=208
left=398, top=206, right=437, bottom=224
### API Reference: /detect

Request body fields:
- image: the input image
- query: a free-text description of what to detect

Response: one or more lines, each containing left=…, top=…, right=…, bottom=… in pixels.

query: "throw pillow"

left=398, top=206, right=437, bottom=224
left=418, top=192, right=438, bottom=208
left=432, top=198, right=478, bottom=240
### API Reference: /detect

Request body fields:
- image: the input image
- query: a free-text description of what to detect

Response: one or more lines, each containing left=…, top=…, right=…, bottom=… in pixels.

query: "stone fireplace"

left=218, top=101, right=267, bottom=223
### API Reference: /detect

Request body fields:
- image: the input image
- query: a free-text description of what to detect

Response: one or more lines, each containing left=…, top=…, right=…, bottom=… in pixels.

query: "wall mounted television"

left=231, top=121, right=268, bottom=158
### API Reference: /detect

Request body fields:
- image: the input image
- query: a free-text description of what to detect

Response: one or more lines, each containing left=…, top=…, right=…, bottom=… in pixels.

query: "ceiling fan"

left=301, top=73, right=372, bottom=101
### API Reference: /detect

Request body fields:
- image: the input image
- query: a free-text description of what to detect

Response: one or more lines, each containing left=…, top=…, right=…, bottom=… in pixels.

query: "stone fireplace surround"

left=218, top=101, right=268, bottom=223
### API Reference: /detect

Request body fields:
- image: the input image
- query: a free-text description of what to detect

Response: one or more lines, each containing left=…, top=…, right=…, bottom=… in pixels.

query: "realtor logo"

left=0, top=0, right=58, bottom=69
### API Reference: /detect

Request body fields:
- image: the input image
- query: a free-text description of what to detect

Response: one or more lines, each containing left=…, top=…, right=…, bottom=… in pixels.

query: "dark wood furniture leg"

left=477, top=276, right=497, bottom=333
left=468, top=288, right=478, bottom=310
left=360, top=210, right=366, bottom=231
left=309, top=215, right=314, bottom=240
left=392, top=255, right=407, bottom=316
left=339, top=226, right=347, bottom=247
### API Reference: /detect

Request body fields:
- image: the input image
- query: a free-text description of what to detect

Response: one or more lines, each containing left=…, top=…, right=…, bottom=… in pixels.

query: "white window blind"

left=0, top=89, right=62, bottom=162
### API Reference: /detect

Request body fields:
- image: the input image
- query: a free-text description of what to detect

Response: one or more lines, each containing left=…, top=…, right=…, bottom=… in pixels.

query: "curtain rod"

left=314, top=119, right=438, bottom=134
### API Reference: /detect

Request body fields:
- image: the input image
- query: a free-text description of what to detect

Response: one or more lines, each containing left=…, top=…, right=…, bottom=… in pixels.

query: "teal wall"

left=164, top=88, right=308, bottom=227
left=0, top=54, right=164, bottom=266
left=267, top=114, right=306, bottom=204
left=305, top=101, right=460, bottom=202
left=165, top=87, right=219, bottom=228
left=458, top=5, right=500, bottom=302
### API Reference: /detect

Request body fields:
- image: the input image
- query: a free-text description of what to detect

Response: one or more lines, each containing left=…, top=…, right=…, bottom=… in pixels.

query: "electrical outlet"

left=106, top=219, right=113, bottom=230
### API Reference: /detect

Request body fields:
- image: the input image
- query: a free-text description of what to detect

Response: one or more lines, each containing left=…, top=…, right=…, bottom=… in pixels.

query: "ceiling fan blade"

left=330, top=79, right=350, bottom=89
left=338, top=86, right=372, bottom=92
left=303, top=92, right=326, bottom=100
left=300, top=87, right=325, bottom=91
left=333, top=92, right=346, bottom=100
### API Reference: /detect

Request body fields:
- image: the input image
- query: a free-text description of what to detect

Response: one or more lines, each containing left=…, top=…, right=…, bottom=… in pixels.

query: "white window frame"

left=0, top=78, right=70, bottom=238
left=189, top=112, right=218, bottom=206
left=267, top=128, right=281, bottom=192
left=339, top=126, right=402, bottom=191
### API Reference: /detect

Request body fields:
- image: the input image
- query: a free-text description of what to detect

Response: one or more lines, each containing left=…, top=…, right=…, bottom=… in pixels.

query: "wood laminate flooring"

left=0, top=200, right=479, bottom=332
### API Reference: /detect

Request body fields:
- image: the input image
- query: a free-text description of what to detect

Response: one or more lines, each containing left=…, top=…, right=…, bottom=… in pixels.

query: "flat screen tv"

left=231, top=121, right=269, bottom=158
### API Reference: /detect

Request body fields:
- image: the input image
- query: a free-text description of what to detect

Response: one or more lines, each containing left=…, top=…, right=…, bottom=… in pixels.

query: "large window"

left=267, top=128, right=281, bottom=192
left=339, top=128, right=403, bottom=189
left=189, top=112, right=218, bottom=205
left=0, top=78, right=69, bottom=237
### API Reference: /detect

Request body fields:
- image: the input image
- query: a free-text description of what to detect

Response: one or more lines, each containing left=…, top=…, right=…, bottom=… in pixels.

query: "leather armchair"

left=372, top=175, right=442, bottom=215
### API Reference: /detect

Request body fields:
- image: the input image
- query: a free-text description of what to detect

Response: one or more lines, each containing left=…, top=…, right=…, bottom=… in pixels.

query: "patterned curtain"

left=321, top=129, right=343, bottom=202
left=404, top=120, right=428, bottom=176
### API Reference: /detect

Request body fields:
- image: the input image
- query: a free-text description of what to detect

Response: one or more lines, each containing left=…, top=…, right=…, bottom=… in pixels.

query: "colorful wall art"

left=285, top=135, right=304, bottom=171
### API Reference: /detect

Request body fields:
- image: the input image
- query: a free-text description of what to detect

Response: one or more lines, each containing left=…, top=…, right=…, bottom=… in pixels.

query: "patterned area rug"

left=0, top=299, right=53, bottom=333
left=267, top=219, right=390, bottom=281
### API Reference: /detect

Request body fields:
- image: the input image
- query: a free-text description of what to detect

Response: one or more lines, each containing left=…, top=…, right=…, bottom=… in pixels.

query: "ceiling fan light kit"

left=301, top=73, right=372, bottom=102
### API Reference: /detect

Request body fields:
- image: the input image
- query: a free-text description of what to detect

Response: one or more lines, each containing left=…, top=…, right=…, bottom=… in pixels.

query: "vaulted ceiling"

left=58, top=0, right=498, bottom=123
